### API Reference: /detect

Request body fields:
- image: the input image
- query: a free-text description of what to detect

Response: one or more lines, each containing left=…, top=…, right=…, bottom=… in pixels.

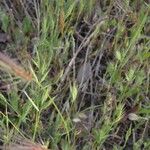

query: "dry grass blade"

left=0, top=52, right=32, bottom=81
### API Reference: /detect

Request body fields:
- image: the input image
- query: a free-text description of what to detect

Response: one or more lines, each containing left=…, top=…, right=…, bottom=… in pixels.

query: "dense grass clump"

left=0, top=0, right=149, bottom=149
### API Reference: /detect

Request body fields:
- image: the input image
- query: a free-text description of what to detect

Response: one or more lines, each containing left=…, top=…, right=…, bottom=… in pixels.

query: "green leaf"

left=65, top=1, right=76, bottom=19
left=41, top=97, right=54, bottom=110
left=9, top=92, right=19, bottom=114
left=116, top=50, right=122, bottom=61
left=125, top=68, right=135, bottom=82
left=124, top=124, right=132, bottom=147
left=20, top=101, right=32, bottom=122
left=70, top=82, right=78, bottom=103
left=142, top=52, right=150, bottom=60
left=22, top=16, right=32, bottom=34
left=0, top=11, right=10, bottom=32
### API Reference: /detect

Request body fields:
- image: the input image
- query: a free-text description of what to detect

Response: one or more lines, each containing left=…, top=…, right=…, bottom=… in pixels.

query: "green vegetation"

left=0, top=0, right=149, bottom=149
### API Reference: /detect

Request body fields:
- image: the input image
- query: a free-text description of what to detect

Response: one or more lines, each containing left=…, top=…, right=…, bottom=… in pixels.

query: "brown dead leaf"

left=77, top=62, right=92, bottom=84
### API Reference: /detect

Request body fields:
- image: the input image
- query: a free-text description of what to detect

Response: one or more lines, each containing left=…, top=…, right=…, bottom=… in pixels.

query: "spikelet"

left=59, top=9, right=65, bottom=35
left=2, top=136, right=48, bottom=150
left=0, top=52, right=32, bottom=81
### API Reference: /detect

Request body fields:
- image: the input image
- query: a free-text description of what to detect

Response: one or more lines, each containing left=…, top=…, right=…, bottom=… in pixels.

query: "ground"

left=0, top=0, right=150, bottom=150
